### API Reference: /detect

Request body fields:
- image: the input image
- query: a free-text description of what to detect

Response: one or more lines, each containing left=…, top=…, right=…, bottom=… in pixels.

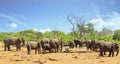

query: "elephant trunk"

left=22, top=42, right=25, bottom=46
left=22, top=40, right=25, bottom=47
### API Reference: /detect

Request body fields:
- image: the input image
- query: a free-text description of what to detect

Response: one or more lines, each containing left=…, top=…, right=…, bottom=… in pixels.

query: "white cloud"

left=9, top=22, right=18, bottom=28
left=7, top=22, right=18, bottom=29
left=33, top=28, right=52, bottom=33
left=90, top=12, right=120, bottom=31
left=90, top=18, right=106, bottom=31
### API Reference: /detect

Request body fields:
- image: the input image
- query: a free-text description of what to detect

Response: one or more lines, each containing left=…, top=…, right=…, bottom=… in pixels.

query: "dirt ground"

left=0, top=42, right=120, bottom=64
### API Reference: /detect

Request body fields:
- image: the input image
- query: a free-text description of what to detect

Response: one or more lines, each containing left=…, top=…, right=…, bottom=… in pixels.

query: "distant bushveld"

left=0, top=29, right=120, bottom=45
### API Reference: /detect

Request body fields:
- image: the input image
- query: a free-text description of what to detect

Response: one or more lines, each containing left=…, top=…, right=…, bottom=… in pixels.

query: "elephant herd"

left=26, top=38, right=63, bottom=54
left=69, top=39, right=119, bottom=57
left=3, top=36, right=120, bottom=57
left=3, top=37, right=63, bottom=54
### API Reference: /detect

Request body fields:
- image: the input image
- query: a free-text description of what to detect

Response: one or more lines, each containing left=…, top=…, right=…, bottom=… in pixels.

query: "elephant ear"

left=73, top=39, right=77, bottom=42
left=21, top=37, right=24, bottom=41
left=58, top=38, right=61, bottom=41
left=59, top=38, right=62, bottom=41
left=58, top=38, right=62, bottom=43
left=15, top=38, right=22, bottom=45
left=114, top=43, right=119, bottom=46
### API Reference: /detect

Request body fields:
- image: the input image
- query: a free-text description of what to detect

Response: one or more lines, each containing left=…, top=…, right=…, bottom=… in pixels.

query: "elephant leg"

left=19, top=47, right=21, bottom=51
left=57, top=46, right=59, bottom=52
left=116, top=50, right=119, bottom=56
left=49, top=49, right=52, bottom=53
left=73, top=45, right=74, bottom=48
left=8, top=45, right=10, bottom=51
left=4, top=44, right=7, bottom=51
left=81, top=45, right=82, bottom=48
left=28, top=50, right=31, bottom=54
left=5, top=47, right=7, bottom=51
left=61, top=44, right=63, bottom=52
left=79, top=45, right=81, bottom=48
left=49, top=48, right=53, bottom=53
left=69, top=45, right=71, bottom=48
left=75, top=43, right=77, bottom=48
left=79, top=44, right=82, bottom=48
left=43, top=49, right=46, bottom=54
left=101, top=51, right=103, bottom=57
left=27, top=46, right=31, bottom=54
left=57, top=47, right=59, bottom=52
left=38, top=48, right=41, bottom=54
left=16, top=46, right=21, bottom=51
left=18, top=45, right=21, bottom=51
left=104, top=51, right=106, bottom=55
left=86, top=45, right=88, bottom=50
left=109, top=51, right=112, bottom=57
left=99, top=50, right=103, bottom=57
left=112, top=51, right=114, bottom=57
left=16, top=46, right=18, bottom=51
left=35, top=49, right=37, bottom=54
left=92, top=46, right=95, bottom=51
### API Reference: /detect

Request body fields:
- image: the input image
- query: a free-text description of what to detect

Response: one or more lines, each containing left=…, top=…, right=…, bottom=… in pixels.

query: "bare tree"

left=67, top=15, right=86, bottom=39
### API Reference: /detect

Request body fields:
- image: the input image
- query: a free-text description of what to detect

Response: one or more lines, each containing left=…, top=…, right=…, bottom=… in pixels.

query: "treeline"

left=0, top=29, right=120, bottom=45
left=0, top=29, right=75, bottom=43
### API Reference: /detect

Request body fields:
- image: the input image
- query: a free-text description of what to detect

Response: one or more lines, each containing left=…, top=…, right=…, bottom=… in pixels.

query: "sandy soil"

left=0, top=42, right=120, bottom=64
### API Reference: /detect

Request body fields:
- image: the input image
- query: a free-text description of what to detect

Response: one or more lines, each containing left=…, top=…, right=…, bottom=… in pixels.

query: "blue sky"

left=0, top=0, right=120, bottom=33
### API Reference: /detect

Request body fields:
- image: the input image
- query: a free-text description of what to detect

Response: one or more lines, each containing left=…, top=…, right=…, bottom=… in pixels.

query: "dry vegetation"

left=0, top=42, right=120, bottom=64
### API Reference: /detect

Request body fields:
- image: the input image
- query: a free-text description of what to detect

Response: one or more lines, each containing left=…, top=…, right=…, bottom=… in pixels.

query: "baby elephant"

left=26, top=41, right=41, bottom=54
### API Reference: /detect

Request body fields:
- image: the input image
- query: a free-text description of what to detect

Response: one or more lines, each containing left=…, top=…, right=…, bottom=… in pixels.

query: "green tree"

left=113, top=30, right=120, bottom=41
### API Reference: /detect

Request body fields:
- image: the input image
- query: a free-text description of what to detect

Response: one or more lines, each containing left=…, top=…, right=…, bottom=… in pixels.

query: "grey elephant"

left=26, top=41, right=41, bottom=54
left=99, top=41, right=119, bottom=57
left=4, top=36, right=25, bottom=51
left=50, top=38, right=63, bottom=52
left=90, top=39, right=100, bottom=51
left=84, top=40, right=92, bottom=51
left=73, top=39, right=83, bottom=48
left=69, top=40, right=75, bottom=48
left=40, top=38, right=52, bottom=53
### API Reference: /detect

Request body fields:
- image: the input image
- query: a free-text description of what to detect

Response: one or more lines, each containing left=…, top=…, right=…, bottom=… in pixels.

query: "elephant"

left=69, top=40, right=75, bottom=48
left=73, top=39, right=83, bottom=48
left=90, top=39, right=100, bottom=51
left=42, top=43, right=52, bottom=53
left=4, top=36, right=25, bottom=51
left=50, top=38, right=63, bottom=52
left=84, top=40, right=92, bottom=51
left=26, top=41, right=41, bottom=54
left=40, top=38, right=52, bottom=53
left=99, top=41, right=119, bottom=57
